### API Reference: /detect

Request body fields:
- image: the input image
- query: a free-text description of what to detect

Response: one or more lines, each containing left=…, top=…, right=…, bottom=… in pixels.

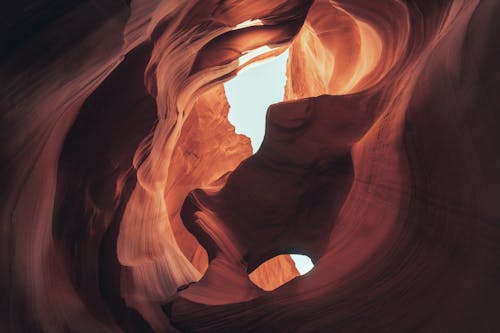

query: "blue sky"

left=224, top=50, right=314, bottom=275
left=224, top=50, right=289, bottom=153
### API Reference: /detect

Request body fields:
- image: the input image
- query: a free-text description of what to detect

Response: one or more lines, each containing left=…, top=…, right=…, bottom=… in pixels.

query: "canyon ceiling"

left=1, top=0, right=500, bottom=332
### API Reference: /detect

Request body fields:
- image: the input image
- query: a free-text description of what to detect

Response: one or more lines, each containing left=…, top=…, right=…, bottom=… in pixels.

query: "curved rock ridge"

left=168, top=1, right=500, bottom=332
left=174, top=94, right=363, bottom=307
left=1, top=0, right=500, bottom=332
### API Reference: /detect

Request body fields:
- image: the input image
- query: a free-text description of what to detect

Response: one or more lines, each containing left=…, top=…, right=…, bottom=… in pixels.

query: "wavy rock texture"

left=1, top=0, right=500, bottom=332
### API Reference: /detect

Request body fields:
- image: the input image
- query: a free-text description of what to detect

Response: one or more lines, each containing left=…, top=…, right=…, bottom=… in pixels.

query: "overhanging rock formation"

left=1, top=1, right=500, bottom=332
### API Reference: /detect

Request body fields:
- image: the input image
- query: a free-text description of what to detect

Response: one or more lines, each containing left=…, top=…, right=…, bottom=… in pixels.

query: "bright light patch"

left=238, top=45, right=273, bottom=66
left=224, top=51, right=314, bottom=276
left=290, top=254, right=314, bottom=275
left=224, top=49, right=289, bottom=152
left=233, top=19, right=264, bottom=30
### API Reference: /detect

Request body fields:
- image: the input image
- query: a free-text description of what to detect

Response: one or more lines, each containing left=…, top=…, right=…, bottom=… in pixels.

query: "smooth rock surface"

left=1, top=1, right=500, bottom=332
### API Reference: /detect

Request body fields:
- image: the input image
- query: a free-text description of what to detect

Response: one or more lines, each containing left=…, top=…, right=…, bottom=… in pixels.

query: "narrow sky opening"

left=224, top=50, right=315, bottom=276
left=290, top=254, right=315, bottom=275
left=224, top=49, right=289, bottom=153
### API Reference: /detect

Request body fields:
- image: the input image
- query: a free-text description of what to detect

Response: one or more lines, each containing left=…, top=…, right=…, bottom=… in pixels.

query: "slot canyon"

left=1, top=0, right=500, bottom=332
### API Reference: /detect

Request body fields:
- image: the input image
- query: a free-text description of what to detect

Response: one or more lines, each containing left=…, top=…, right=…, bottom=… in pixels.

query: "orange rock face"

left=2, top=0, right=500, bottom=332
